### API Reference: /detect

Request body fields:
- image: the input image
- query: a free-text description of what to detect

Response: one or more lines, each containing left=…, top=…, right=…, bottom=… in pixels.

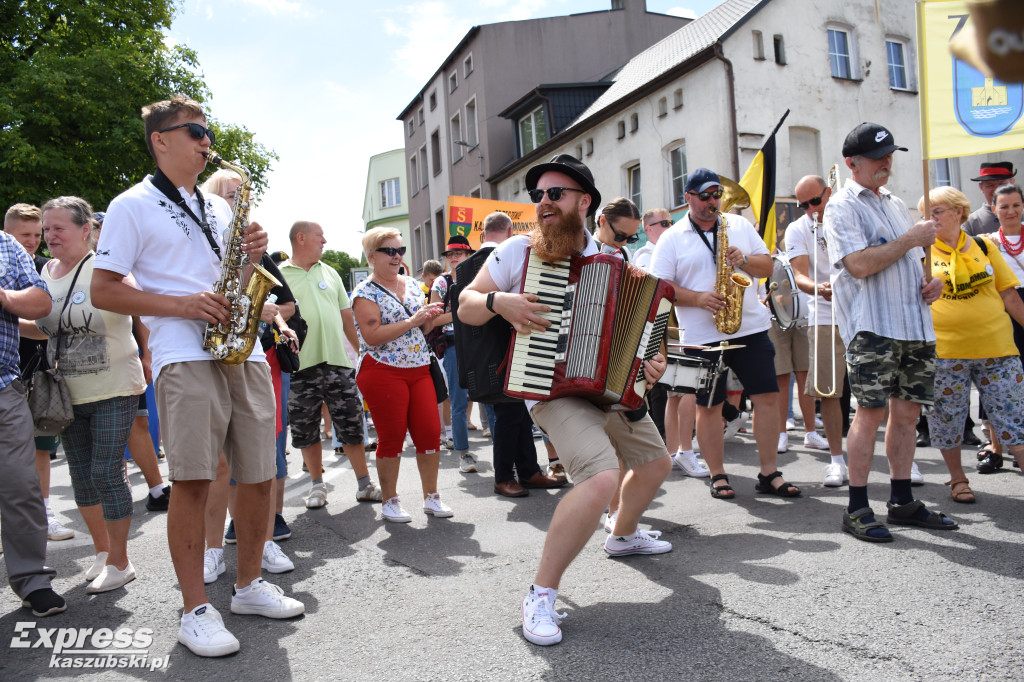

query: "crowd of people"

left=1, top=98, right=1021, bottom=655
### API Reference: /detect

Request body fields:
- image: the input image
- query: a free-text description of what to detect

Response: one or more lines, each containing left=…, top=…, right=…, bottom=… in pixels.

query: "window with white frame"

left=407, top=119, right=414, bottom=137
left=418, top=146, right=428, bottom=189
left=449, top=72, right=458, bottom=93
left=417, top=107, right=424, bottom=125
left=450, top=113, right=463, bottom=162
left=627, top=164, right=642, bottom=211
left=469, top=186, right=481, bottom=199
left=409, top=157, right=419, bottom=196
left=518, top=106, right=547, bottom=156
left=669, top=145, right=688, bottom=209
left=828, top=27, right=854, bottom=79
left=463, top=53, right=473, bottom=77
left=429, top=90, right=437, bottom=111
left=430, top=130, right=441, bottom=176
left=886, top=39, right=910, bottom=90
left=380, top=178, right=401, bottom=209
left=465, top=98, right=478, bottom=145
left=932, top=158, right=959, bottom=188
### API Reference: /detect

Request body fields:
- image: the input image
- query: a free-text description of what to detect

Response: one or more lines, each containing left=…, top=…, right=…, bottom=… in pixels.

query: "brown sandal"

left=946, top=478, right=976, bottom=504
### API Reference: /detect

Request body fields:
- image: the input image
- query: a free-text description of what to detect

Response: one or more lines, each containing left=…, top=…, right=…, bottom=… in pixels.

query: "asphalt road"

left=2, top=415, right=1023, bottom=681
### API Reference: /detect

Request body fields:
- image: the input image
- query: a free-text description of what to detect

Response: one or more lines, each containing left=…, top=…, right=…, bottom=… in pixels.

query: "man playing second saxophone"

left=651, top=168, right=800, bottom=500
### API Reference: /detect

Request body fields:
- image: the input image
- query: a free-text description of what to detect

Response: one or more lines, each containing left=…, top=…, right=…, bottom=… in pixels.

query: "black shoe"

left=145, top=485, right=171, bottom=512
left=366, top=439, right=378, bottom=452
left=21, top=588, right=67, bottom=617
left=916, top=433, right=930, bottom=447
left=978, top=451, right=1004, bottom=474
left=962, top=429, right=982, bottom=447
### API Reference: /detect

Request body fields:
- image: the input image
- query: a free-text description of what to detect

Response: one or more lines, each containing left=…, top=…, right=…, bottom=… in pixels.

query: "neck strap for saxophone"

left=691, top=214, right=718, bottom=261
left=151, top=168, right=222, bottom=260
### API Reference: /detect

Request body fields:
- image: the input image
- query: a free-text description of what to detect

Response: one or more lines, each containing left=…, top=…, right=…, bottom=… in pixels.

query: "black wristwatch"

left=486, top=292, right=496, bottom=313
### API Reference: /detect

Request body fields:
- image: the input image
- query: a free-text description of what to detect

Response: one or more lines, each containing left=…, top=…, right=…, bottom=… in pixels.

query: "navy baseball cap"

left=684, top=168, right=721, bottom=194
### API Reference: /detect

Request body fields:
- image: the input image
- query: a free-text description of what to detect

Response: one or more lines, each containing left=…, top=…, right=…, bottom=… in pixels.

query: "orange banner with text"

left=445, top=196, right=537, bottom=250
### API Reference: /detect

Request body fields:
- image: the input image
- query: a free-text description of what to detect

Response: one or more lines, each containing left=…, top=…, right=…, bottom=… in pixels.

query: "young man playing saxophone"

left=92, top=95, right=303, bottom=657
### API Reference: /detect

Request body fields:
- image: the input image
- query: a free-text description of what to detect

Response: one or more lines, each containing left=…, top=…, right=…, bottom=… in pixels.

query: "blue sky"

left=168, top=0, right=721, bottom=256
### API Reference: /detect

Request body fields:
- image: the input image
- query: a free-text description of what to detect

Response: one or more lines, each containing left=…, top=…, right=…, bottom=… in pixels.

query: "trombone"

left=812, top=164, right=841, bottom=397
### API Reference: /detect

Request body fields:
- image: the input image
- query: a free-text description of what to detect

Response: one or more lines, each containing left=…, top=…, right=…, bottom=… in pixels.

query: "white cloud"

left=237, top=0, right=304, bottom=16
left=381, top=3, right=476, bottom=82
left=666, top=6, right=698, bottom=19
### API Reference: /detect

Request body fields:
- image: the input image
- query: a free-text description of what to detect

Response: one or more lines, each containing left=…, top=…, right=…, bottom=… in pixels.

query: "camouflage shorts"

left=288, top=363, right=363, bottom=449
left=845, top=332, right=935, bottom=409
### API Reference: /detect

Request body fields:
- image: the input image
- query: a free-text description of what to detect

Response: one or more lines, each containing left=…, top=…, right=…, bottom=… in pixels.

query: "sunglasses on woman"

left=612, top=229, right=640, bottom=245
left=797, top=189, right=827, bottom=211
left=376, top=246, right=407, bottom=257
left=527, top=187, right=585, bottom=203
left=158, top=122, right=216, bottom=145
left=688, top=189, right=724, bottom=202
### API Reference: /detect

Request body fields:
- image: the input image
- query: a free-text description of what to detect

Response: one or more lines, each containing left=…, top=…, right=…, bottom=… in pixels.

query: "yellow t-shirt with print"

left=930, top=235, right=1019, bottom=359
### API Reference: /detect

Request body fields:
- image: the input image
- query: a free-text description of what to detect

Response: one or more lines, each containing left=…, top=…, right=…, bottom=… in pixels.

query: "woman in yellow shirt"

left=919, top=187, right=1024, bottom=502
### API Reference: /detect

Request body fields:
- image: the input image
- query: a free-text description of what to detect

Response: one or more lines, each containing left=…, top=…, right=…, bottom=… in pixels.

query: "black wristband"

left=486, top=291, right=496, bottom=313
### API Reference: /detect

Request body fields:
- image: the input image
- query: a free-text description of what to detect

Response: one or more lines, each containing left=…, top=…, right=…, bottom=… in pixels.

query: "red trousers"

left=356, top=356, right=441, bottom=458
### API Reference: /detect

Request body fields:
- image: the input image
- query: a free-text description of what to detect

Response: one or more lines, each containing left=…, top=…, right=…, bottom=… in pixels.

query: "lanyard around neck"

left=691, top=215, right=718, bottom=261
left=151, top=169, right=222, bottom=260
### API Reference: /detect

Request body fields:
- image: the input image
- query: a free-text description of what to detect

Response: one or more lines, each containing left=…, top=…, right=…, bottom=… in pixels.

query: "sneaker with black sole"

left=21, top=588, right=67, bottom=617
left=272, top=514, right=291, bottom=541
left=178, top=603, right=239, bottom=657
left=230, top=578, right=304, bottom=619
left=146, top=485, right=171, bottom=512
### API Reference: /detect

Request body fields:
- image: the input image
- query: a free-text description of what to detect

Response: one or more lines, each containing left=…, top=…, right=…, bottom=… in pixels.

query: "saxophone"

left=202, top=151, right=281, bottom=365
left=713, top=210, right=752, bottom=335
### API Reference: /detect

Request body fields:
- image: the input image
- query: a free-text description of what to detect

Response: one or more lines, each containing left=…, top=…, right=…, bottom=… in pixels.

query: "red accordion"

left=503, top=248, right=675, bottom=410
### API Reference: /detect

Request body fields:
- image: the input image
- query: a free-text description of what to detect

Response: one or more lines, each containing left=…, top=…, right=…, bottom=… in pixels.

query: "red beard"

left=530, top=207, right=584, bottom=262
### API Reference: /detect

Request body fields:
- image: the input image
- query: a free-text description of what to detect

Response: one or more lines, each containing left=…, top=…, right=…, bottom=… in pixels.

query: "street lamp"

left=454, top=139, right=484, bottom=178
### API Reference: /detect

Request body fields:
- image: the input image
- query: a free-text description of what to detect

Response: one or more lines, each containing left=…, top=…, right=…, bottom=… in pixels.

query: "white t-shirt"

left=633, top=242, right=655, bottom=271
left=650, top=214, right=771, bottom=345
left=95, top=176, right=266, bottom=379
left=485, top=230, right=599, bottom=411
left=783, top=215, right=832, bottom=326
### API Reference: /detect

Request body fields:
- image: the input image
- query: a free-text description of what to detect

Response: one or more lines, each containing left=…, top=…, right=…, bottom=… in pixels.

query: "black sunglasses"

left=687, top=189, right=723, bottom=202
left=646, top=219, right=673, bottom=229
left=376, top=246, right=407, bottom=257
left=612, top=228, right=640, bottom=245
left=158, top=122, right=216, bottom=145
left=528, top=187, right=585, bottom=203
left=798, top=189, right=827, bottom=211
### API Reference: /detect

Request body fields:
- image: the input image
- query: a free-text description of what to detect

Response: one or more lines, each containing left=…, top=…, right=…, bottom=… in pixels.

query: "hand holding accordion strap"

left=26, top=253, right=92, bottom=435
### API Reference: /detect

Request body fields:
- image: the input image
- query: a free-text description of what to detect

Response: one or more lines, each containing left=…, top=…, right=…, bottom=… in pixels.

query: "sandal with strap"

left=842, top=507, right=893, bottom=543
left=755, top=471, right=801, bottom=497
left=886, top=499, right=959, bottom=530
left=946, top=478, right=976, bottom=504
left=709, top=474, right=735, bottom=500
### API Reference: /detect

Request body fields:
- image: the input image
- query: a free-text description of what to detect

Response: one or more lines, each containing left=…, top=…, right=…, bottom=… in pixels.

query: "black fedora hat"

left=971, top=162, right=1017, bottom=182
left=442, top=234, right=474, bottom=256
left=525, top=154, right=601, bottom=216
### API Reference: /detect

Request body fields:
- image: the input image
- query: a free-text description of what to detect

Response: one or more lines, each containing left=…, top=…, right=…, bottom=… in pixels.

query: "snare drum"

left=658, top=354, right=712, bottom=394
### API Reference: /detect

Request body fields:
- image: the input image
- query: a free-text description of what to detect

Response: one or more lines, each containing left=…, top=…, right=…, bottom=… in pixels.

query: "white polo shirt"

left=650, top=213, right=771, bottom=346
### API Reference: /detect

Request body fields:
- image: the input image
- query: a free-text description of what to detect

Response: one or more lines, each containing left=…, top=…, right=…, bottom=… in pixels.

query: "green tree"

left=0, top=1, right=277, bottom=214
left=321, top=249, right=362, bottom=289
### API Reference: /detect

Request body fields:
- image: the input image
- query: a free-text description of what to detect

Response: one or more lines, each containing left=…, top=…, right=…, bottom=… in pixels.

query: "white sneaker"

left=381, top=497, right=412, bottom=523
left=85, top=551, right=109, bottom=581
left=777, top=432, right=789, bottom=453
left=305, top=483, right=328, bottom=509
left=910, top=461, right=924, bottom=486
left=47, top=516, right=74, bottom=541
left=230, top=578, right=304, bottom=619
left=261, top=541, right=294, bottom=573
left=356, top=481, right=383, bottom=502
left=823, top=462, right=848, bottom=487
left=522, top=586, right=565, bottom=646
left=179, top=603, right=239, bottom=657
left=803, top=431, right=830, bottom=451
left=785, top=417, right=797, bottom=430
left=444, top=437, right=454, bottom=450
left=203, top=548, right=226, bottom=584
left=459, top=452, right=478, bottom=473
left=672, top=451, right=711, bottom=478
left=422, top=492, right=454, bottom=517
left=724, top=411, right=748, bottom=440
left=86, top=561, right=136, bottom=594
left=815, top=416, right=824, bottom=428
left=603, top=510, right=617, bottom=533
left=604, top=529, right=673, bottom=556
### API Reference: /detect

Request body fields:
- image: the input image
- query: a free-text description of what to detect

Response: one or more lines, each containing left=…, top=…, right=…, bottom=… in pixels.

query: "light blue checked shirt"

left=0, top=232, right=50, bottom=390
left=824, top=178, right=934, bottom=347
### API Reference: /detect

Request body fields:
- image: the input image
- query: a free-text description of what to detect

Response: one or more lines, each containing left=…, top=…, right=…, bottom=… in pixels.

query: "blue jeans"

left=484, top=403, right=496, bottom=442
left=442, top=343, right=469, bottom=452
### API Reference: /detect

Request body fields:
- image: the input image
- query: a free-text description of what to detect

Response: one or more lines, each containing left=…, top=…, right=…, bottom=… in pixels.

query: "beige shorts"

left=768, top=323, right=809, bottom=376
left=156, top=360, right=276, bottom=484
left=803, top=325, right=847, bottom=398
left=530, top=397, right=666, bottom=484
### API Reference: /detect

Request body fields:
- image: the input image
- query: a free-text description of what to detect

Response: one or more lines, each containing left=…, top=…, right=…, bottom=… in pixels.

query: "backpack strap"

left=973, top=235, right=989, bottom=256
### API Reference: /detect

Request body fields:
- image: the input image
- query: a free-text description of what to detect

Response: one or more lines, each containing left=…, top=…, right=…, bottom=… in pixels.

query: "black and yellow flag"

left=740, top=110, right=789, bottom=253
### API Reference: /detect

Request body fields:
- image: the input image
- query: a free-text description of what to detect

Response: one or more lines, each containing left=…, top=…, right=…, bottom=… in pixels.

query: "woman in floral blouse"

left=352, top=227, right=448, bottom=523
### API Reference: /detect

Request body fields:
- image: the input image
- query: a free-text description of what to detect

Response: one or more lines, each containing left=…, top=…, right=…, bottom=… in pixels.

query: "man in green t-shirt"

left=280, top=221, right=381, bottom=508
